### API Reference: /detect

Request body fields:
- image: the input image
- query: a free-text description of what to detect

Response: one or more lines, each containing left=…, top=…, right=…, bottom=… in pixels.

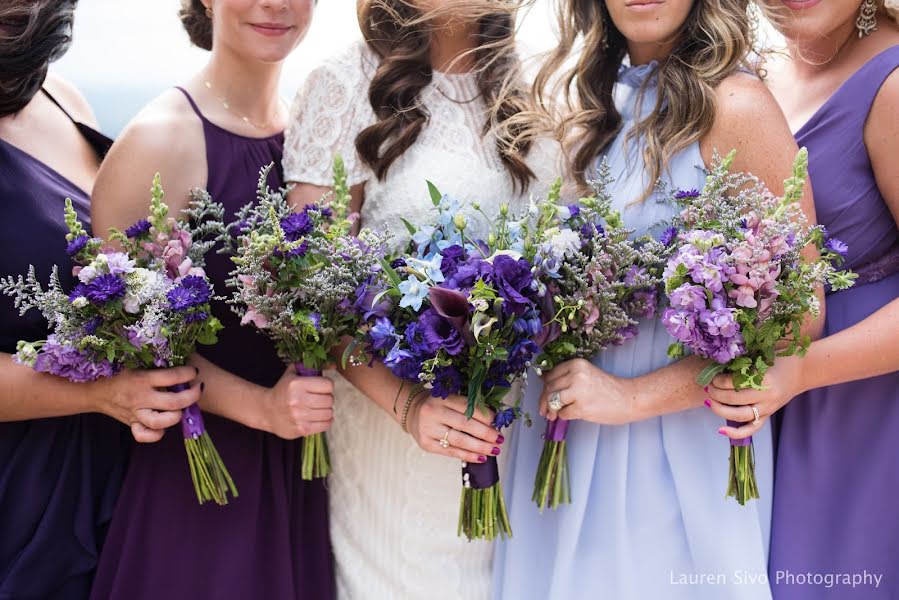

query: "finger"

left=446, top=408, right=503, bottom=444
left=302, top=419, right=333, bottom=436
left=297, top=376, right=334, bottom=395
left=149, top=385, right=201, bottom=412
left=539, top=379, right=572, bottom=417
left=711, top=373, right=736, bottom=391
left=443, top=395, right=494, bottom=426
left=300, top=393, right=334, bottom=410
left=718, top=418, right=765, bottom=440
left=131, top=421, right=164, bottom=444
left=426, top=438, right=482, bottom=464
left=706, top=399, right=759, bottom=423
left=295, top=407, right=334, bottom=423
left=706, top=386, right=757, bottom=406
left=135, top=407, right=183, bottom=430
left=446, top=426, right=499, bottom=458
left=143, top=366, right=199, bottom=389
left=542, top=362, right=575, bottom=386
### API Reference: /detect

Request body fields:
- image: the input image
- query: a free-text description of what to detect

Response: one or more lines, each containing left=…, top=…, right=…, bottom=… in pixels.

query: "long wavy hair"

left=0, top=0, right=77, bottom=117
left=356, top=0, right=535, bottom=191
left=505, top=0, right=758, bottom=197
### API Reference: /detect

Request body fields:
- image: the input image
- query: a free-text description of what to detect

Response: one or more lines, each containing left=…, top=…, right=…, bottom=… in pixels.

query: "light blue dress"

left=492, top=63, right=774, bottom=600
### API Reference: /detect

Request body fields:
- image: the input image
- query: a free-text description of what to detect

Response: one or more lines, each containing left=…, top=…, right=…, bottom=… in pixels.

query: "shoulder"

left=869, top=46, right=899, bottom=123
left=711, top=72, right=784, bottom=134
left=42, top=72, right=98, bottom=127
left=302, top=40, right=377, bottom=93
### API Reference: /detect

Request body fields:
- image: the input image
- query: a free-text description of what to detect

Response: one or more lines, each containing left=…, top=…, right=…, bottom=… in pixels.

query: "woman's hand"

left=539, top=358, right=642, bottom=425
left=406, top=394, right=504, bottom=464
left=260, top=366, right=334, bottom=440
left=707, top=354, right=807, bottom=440
left=90, top=366, right=201, bottom=443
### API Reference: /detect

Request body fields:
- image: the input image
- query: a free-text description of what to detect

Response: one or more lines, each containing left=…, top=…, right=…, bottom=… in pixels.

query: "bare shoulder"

left=709, top=72, right=787, bottom=142
left=42, top=72, right=98, bottom=127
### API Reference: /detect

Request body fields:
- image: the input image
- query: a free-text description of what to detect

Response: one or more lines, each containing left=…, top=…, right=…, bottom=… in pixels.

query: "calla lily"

left=472, top=313, right=498, bottom=341
left=428, top=286, right=475, bottom=344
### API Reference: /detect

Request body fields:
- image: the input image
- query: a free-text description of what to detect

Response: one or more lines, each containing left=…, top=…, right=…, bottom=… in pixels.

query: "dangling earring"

left=856, top=0, right=878, bottom=37
left=205, top=6, right=214, bottom=19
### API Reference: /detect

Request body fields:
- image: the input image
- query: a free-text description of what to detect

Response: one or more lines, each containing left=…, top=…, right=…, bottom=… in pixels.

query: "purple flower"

left=493, top=407, right=516, bottom=429
left=83, top=316, right=102, bottom=335
left=125, top=219, right=152, bottom=239
left=431, top=365, right=464, bottom=398
left=68, top=283, right=89, bottom=303
left=625, top=289, right=658, bottom=320
left=280, top=212, right=312, bottom=241
left=184, top=311, right=209, bottom=324
left=384, top=345, right=420, bottom=381
left=669, top=283, right=708, bottom=311
left=824, top=236, right=848, bottom=258
left=506, top=338, right=539, bottom=373
left=309, top=312, right=322, bottom=331
left=85, top=274, right=126, bottom=305
left=419, top=308, right=466, bottom=356
left=580, top=222, right=604, bottom=242
left=404, top=322, right=432, bottom=357
left=491, top=255, right=535, bottom=316
left=674, top=188, right=700, bottom=200
left=613, top=324, right=639, bottom=345
left=567, top=204, right=581, bottom=219
left=512, top=308, right=542, bottom=337
left=305, top=203, right=332, bottom=219
left=440, top=244, right=466, bottom=279
left=275, top=239, right=309, bottom=259
left=660, top=227, right=678, bottom=247
left=446, top=257, right=490, bottom=290
left=369, top=317, right=398, bottom=351
left=66, top=235, right=90, bottom=257
left=353, top=278, right=392, bottom=321
left=390, top=258, right=407, bottom=270
left=30, top=335, right=116, bottom=382
left=167, top=275, right=212, bottom=311
left=662, top=308, right=698, bottom=344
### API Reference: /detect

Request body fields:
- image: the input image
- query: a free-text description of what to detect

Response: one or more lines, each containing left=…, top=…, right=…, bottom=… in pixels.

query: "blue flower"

left=66, top=235, right=90, bottom=257
left=125, top=219, right=152, bottom=239
left=85, top=274, right=126, bottom=305
left=491, top=255, right=535, bottom=316
left=824, top=236, right=849, bottom=258
left=280, top=212, right=312, bottom=241
left=384, top=345, right=420, bottom=381
left=506, top=338, right=540, bottom=372
left=370, top=317, right=398, bottom=351
left=184, top=311, right=209, bottom=324
left=431, top=365, right=464, bottom=398
left=411, top=225, right=438, bottom=255
left=410, top=253, right=445, bottom=284
left=404, top=321, right=431, bottom=357
left=167, top=275, right=212, bottom=311
left=390, top=258, right=407, bottom=270
left=398, top=275, right=430, bottom=312
left=674, top=188, right=700, bottom=200
left=493, top=407, right=517, bottom=429
left=68, top=283, right=89, bottom=303
left=309, top=312, right=322, bottom=331
left=660, top=226, right=678, bottom=247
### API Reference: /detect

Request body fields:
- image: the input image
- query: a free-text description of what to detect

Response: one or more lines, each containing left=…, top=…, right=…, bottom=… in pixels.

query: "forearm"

left=631, top=355, right=709, bottom=420
left=796, top=298, right=899, bottom=393
left=336, top=359, right=408, bottom=426
left=189, top=353, right=269, bottom=431
left=0, top=352, right=96, bottom=421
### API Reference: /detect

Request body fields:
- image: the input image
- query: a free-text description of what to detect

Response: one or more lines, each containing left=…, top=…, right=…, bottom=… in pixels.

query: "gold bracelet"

left=400, top=388, right=425, bottom=433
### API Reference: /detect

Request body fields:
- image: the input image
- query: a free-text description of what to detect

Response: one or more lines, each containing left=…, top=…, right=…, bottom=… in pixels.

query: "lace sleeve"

left=283, top=45, right=373, bottom=186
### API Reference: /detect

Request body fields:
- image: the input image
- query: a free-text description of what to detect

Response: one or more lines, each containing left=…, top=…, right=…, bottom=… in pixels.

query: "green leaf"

left=426, top=181, right=442, bottom=207
left=696, top=362, right=727, bottom=387
left=378, top=257, right=403, bottom=288
left=400, top=218, right=418, bottom=236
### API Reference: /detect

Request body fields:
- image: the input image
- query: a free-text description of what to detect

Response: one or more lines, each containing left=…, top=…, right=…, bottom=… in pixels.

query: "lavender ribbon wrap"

left=169, top=383, right=206, bottom=439
left=544, top=418, right=569, bottom=442
left=726, top=419, right=752, bottom=447
left=463, top=456, right=500, bottom=490
left=295, top=364, right=322, bottom=377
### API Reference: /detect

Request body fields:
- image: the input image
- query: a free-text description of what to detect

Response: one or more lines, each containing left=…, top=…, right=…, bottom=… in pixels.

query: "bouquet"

left=227, top=158, right=389, bottom=480
left=348, top=183, right=543, bottom=541
left=2, top=175, right=236, bottom=505
left=661, top=148, right=855, bottom=504
left=524, top=165, right=666, bottom=511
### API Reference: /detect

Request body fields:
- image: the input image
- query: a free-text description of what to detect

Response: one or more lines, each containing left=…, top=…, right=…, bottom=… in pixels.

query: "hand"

left=706, top=355, right=806, bottom=440
left=539, top=358, right=640, bottom=425
left=406, top=393, right=504, bottom=464
left=261, top=366, right=334, bottom=440
left=90, top=366, right=201, bottom=443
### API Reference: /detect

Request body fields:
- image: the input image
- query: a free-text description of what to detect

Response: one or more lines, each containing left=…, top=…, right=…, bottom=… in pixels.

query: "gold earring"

left=856, top=0, right=878, bottom=37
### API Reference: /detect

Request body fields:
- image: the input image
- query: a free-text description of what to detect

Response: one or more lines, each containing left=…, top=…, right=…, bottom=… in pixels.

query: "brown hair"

left=179, top=0, right=213, bottom=51
left=0, top=0, right=77, bottom=117
left=356, top=0, right=535, bottom=192
left=507, top=0, right=757, bottom=197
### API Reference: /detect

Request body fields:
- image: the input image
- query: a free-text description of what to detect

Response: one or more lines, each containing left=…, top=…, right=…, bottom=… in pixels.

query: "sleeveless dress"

left=88, top=88, right=335, bottom=600
left=493, top=63, right=775, bottom=600
left=768, top=46, right=899, bottom=600
left=283, top=41, right=559, bottom=600
left=0, top=91, right=124, bottom=600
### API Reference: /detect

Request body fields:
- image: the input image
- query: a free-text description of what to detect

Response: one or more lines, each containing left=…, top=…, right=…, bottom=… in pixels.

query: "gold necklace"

left=202, top=78, right=283, bottom=131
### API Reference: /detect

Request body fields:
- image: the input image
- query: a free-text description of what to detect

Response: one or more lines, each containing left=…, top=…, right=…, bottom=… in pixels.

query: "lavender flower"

left=660, top=227, right=678, bottom=247
left=66, top=235, right=90, bottom=257
left=125, top=219, right=152, bottom=239
left=85, top=274, right=126, bottom=305
left=167, top=275, right=212, bottom=311
left=280, top=212, right=312, bottom=241
left=30, top=335, right=116, bottom=382
left=824, top=236, right=849, bottom=258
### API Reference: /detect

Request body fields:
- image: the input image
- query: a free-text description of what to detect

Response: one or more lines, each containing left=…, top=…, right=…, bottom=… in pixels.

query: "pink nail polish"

left=491, top=447, right=501, bottom=456
left=704, top=399, right=711, bottom=408
left=478, top=455, right=487, bottom=463
left=718, top=428, right=728, bottom=436
left=496, top=434, right=505, bottom=444
left=704, top=385, right=709, bottom=393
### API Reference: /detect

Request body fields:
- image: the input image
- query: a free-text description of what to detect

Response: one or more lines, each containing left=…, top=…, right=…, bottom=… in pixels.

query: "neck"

left=785, top=18, right=857, bottom=74
left=430, top=20, right=479, bottom=74
left=627, top=39, right=677, bottom=66
left=201, top=44, right=284, bottom=122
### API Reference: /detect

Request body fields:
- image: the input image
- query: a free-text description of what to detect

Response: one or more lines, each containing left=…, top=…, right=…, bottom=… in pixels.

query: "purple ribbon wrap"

left=544, top=418, right=569, bottom=442
left=294, top=364, right=322, bottom=377
left=172, top=378, right=206, bottom=440
left=726, top=420, right=752, bottom=447
left=463, top=456, right=500, bottom=490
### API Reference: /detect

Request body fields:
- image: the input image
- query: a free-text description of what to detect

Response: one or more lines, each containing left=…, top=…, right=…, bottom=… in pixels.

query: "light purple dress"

left=769, top=45, right=899, bottom=600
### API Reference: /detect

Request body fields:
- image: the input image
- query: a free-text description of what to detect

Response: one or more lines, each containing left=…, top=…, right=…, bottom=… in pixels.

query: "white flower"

left=72, top=297, right=88, bottom=308
left=123, top=268, right=167, bottom=314
left=105, top=252, right=136, bottom=275
left=77, top=264, right=99, bottom=283
left=549, top=229, right=581, bottom=258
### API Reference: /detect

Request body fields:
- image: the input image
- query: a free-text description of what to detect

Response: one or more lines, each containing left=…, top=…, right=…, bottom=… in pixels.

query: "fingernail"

left=718, top=428, right=728, bottom=436
left=478, top=455, right=487, bottom=463
left=496, top=434, right=505, bottom=444
left=491, top=447, right=501, bottom=456
left=703, top=385, right=709, bottom=393
left=704, top=399, right=711, bottom=408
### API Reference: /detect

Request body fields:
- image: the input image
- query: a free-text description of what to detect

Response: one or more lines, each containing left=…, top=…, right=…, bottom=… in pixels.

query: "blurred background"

left=53, top=0, right=558, bottom=136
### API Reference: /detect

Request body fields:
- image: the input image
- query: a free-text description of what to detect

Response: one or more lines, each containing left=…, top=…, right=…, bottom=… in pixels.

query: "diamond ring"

left=751, top=405, right=761, bottom=426
left=548, top=391, right=563, bottom=412
left=439, top=429, right=452, bottom=449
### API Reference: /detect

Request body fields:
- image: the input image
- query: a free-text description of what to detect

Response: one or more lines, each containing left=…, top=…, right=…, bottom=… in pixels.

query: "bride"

left=282, top=1, right=550, bottom=597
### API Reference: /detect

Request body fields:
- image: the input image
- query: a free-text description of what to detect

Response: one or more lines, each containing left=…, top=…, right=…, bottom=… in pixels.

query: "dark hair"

left=356, top=1, right=535, bottom=192
left=179, top=0, right=213, bottom=51
left=0, top=0, right=77, bottom=117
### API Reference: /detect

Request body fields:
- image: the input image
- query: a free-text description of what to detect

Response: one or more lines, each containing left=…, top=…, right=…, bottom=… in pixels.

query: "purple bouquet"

left=227, top=159, right=389, bottom=480
left=349, top=183, right=542, bottom=541
left=661, top=149, right=855, bottom=504
left=525, top=166, right=665, bottom=511
left=2, top=175, right=236, bottom=505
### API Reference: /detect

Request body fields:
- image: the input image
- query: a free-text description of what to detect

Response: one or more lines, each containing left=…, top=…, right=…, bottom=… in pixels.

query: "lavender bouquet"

left=661, top=148, right=855, bottom=504
left=348, top=184, right=543, bottom=541
left=227, top=159, right=389, bottom=480
left=525, top=165, right=666, bottom=511
left=1, top=175, right=236, bottom=505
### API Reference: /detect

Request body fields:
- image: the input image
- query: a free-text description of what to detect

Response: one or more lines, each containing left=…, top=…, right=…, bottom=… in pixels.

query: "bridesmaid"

left=88, top=1, right=335, bottom=599
left=705, top=2, right=899, bottom=598
left=492, top=0, right=819, bottom=599
left=0, top=2, right=199, bottom=598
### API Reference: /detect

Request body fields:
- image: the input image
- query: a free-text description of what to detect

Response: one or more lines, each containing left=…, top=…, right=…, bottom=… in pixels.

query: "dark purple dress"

left=88, top=88, right=334, bottom=600
left=769, top=46, right=899, bottom=599
left=0, top=94, right=125, bottom=599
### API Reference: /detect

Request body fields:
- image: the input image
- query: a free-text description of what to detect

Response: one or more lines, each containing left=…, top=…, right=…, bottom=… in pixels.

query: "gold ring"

left=439, top=429, right=452, bottom=449
left=751, top=405, right=761, bottom=425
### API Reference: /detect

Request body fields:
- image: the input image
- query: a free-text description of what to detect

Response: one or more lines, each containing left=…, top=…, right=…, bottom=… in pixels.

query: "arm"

left=542, top=73, right=812, bottom=425
left=709, top=69, right=899, bottom=437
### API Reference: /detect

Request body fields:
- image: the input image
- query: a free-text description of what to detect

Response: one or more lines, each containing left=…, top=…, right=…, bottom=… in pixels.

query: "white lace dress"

left=283, top=41, right=558, bottom=600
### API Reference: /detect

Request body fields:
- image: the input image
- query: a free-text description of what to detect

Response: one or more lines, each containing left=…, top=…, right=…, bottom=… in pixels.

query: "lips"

left=780, top=0, right=823, bottom=10
left=249, top=22, right=293, bottom=36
